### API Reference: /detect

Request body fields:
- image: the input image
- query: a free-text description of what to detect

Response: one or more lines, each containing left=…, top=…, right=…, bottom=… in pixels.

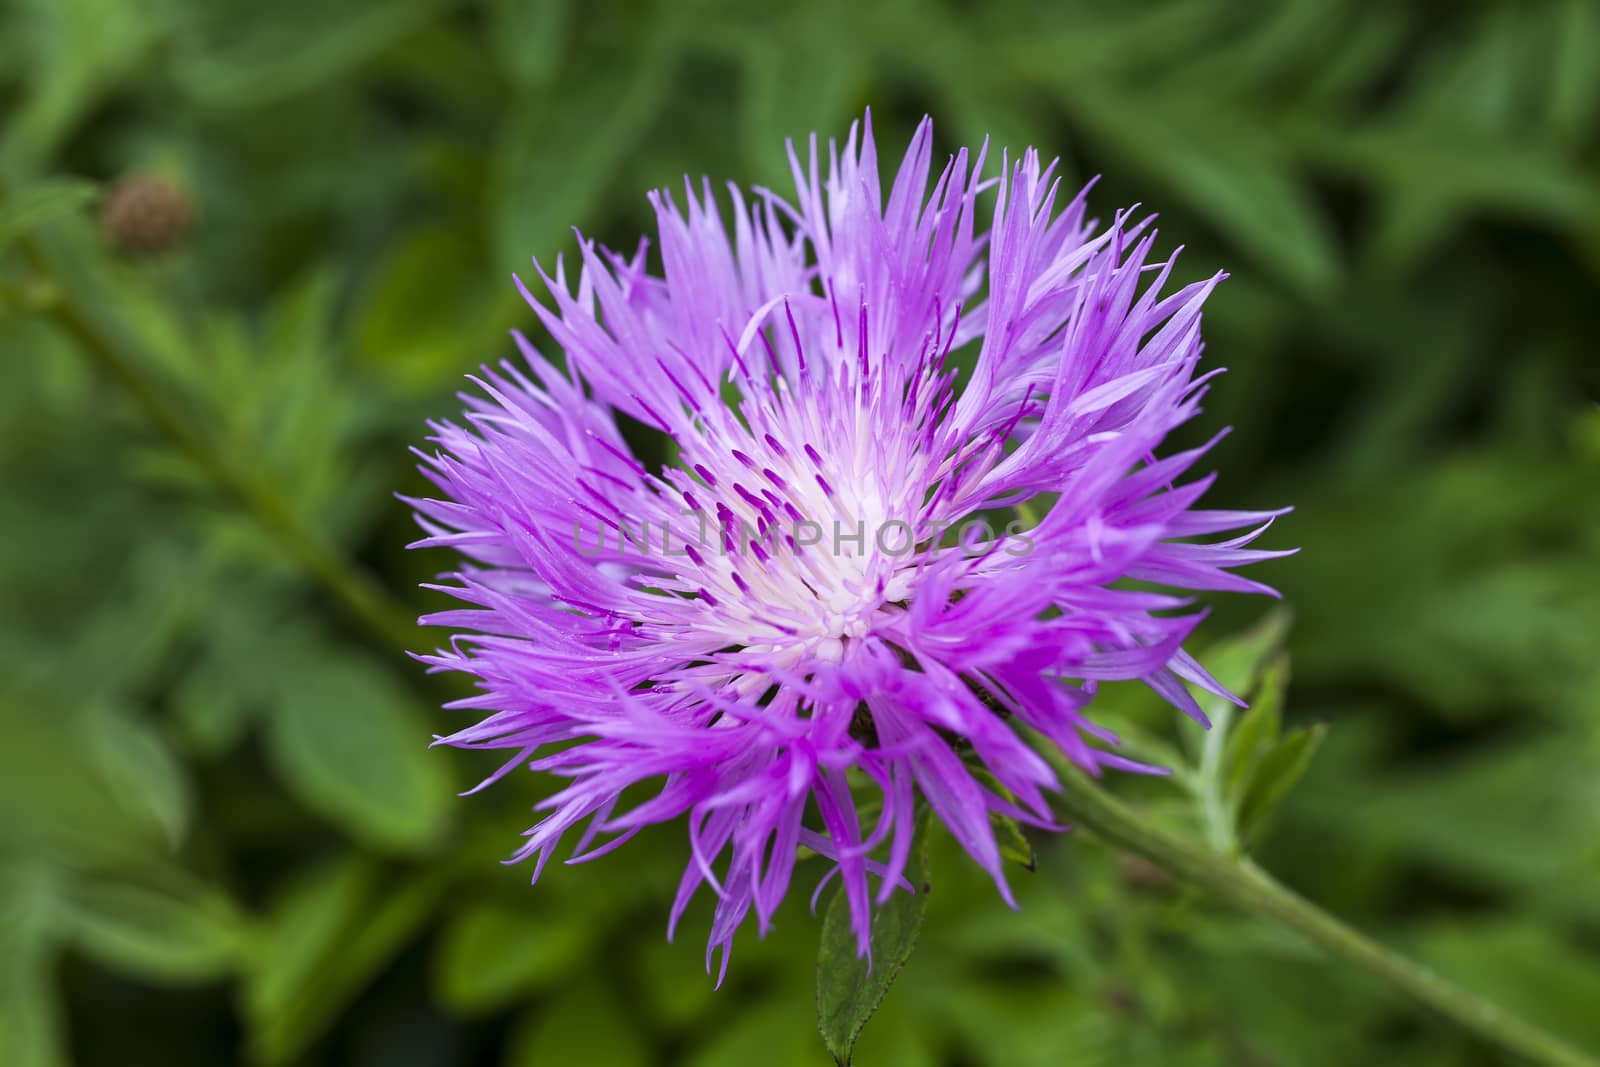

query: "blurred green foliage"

left=2, top=0, right=1598, bottom=1064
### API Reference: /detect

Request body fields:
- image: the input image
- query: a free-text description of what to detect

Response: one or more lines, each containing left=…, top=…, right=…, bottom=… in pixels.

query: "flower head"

left=411, top=113, right=1291, bottom=980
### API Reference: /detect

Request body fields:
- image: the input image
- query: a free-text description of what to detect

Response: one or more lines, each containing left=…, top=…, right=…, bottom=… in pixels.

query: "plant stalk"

left=17, top=232, right=420, bottom=652
left=1044, top=752, right=1599, bottom=1067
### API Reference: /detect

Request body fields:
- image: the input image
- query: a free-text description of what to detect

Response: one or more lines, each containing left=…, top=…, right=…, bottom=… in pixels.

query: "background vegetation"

left=3, top=0, right=1598, bottom=1064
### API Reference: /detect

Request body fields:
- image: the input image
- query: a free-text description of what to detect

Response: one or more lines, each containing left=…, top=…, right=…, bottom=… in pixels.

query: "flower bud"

left=99, top=174, right=194, bottom=257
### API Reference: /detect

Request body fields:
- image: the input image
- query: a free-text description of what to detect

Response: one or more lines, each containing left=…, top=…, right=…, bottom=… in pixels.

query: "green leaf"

left=737, top=6, right=868, bottom=188
left=170, top=654, right=260, bottom=757
left=1222, top=651, right=1289, bottom=804
left=1237, top=724, right=1328, bottom=843
left=171, top=0, right=450, bottom=110
left=242, top=859, right=371, bottom=1035
left=242, top=858, right=445, bottom=1065
left=1198, top=609, right=1293, bottom=719
left=0, top=864, right=66, bottom=1067
left=1182, top=608, right=1292, bottom=769
left=0, top=179, right=96, bottom=247
left=815, top=813, right=931, bottom=1066
left=1061, top=86, right=1340, bottom=298
left=1546, top=0, right=1600, bottom=146
left=1, top=705, right=174, bottom=866
left=62, top=880, right=244, bottom=985
left=489, top=26, right=679, bottom=275
left=264, top=653, right=451, bottom=852
left=1290, top=121, right=1597, bottom=230
left=992, top=812, right=1036, bottom=872
left=82, top=704, right=190, bottom=847
left=968, top=768, right=1035, bottom=871
left=433, top=904, right=594, bottom=1015
left=1, top=0, right=162, bottom=163
left=350, top=223, right=509, bottom=394
left=169, top=586, right=297, bottom=758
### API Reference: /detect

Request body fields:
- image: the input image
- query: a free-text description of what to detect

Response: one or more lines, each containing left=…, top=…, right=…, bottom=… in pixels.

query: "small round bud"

left=99, top=174, right=194, bottom=257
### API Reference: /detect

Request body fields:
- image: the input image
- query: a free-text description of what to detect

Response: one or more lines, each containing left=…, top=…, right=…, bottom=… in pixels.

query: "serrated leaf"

left=264, top=654, right=451, bottom=852
left=433, top=904, right=593, bottom=1015
left=0, top=180, right=97, bottom=247
left=62, top=880, right=244, bottom=985
left=816, top=814, right=930, bottom=1066
left=1237, top=724, right=1327, bottom=842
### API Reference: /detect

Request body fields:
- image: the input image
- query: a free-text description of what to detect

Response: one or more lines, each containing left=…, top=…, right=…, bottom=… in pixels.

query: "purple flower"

left=410, top=113, right=1291, bottom=980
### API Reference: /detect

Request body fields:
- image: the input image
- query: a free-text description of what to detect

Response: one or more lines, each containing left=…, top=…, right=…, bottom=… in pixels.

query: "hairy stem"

left=1041, top=749, right=1599, bottom=1067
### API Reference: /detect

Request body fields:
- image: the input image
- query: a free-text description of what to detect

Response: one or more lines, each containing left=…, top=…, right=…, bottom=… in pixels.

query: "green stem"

left=17, top=235, right=419, bottom=652
left=1043, top=752, right=1599, bottom=1067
